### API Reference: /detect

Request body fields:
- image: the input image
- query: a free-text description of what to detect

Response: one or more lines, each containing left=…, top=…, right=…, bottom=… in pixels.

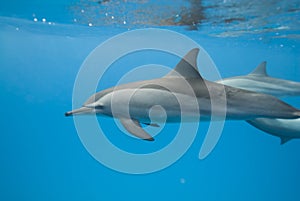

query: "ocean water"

left=1, top=1, right=300, bottom=201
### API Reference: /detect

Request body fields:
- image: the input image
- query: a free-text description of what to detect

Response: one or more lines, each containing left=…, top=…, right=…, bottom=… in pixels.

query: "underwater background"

left=1, top=0, right=300, bottom=200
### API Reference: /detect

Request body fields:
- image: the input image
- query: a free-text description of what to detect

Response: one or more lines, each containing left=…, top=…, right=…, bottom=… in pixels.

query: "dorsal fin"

left=249, top=61, right=268, bottom=76
left=165, top=48, right=203, bottom=79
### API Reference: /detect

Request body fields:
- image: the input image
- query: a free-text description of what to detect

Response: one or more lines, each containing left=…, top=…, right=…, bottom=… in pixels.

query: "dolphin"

left=217, top=61, right=300, bottom=97
left=216, top=64, right=300, bottom=144
left=247, top=118, right=300, bottom=144
left=65, top=48, right=300, bottom=141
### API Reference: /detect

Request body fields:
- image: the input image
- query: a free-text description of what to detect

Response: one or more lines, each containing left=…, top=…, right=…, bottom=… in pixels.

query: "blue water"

left=1, top=1, right=300, bottom=201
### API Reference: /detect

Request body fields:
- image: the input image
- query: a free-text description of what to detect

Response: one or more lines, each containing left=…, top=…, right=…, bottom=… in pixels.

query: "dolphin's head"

left=65, top=89, right=112, bottom=116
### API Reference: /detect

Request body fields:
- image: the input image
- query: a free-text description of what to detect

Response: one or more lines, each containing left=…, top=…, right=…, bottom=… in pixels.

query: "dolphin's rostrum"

left=66, top=48, right=300, bottom=141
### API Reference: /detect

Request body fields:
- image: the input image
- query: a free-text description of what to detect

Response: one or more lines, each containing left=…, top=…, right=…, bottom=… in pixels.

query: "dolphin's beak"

left=65, top=107, right=94, bottom=116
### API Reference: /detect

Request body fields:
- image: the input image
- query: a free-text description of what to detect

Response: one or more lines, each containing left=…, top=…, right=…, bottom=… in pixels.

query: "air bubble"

left=180, top=178, right=186, bottom=184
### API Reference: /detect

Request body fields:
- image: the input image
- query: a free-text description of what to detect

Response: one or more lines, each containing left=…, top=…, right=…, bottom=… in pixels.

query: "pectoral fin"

left=280, top=137, right=293, bottom=145
left=120, top=118, right=154, bottom=141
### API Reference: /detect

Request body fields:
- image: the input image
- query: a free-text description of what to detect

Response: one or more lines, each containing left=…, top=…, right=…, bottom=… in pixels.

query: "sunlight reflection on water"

left=69, top=0, right=300, bottom=38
